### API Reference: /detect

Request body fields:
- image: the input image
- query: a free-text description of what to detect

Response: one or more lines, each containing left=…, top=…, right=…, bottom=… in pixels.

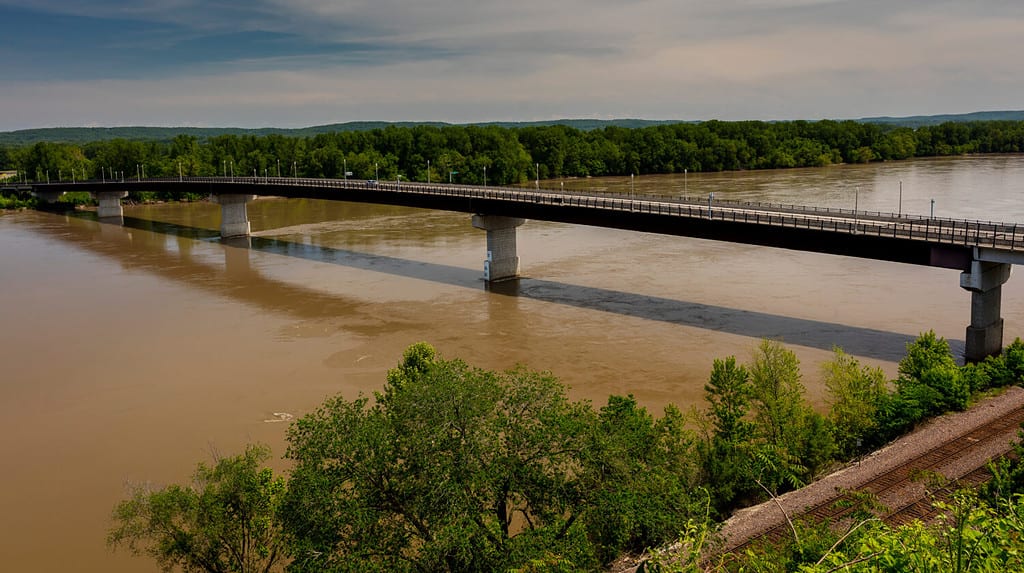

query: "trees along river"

left=3, top=154, right=1024, bottom=571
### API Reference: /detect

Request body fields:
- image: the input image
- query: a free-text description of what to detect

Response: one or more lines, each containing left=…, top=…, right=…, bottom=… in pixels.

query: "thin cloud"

left=1, top=0, right=1022, bottom=129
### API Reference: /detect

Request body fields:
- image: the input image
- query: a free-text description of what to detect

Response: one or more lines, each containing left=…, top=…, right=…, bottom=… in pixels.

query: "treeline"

left=109, top=334, right=1024, bottom=573
left=5, top=120, right=1024, bottom=190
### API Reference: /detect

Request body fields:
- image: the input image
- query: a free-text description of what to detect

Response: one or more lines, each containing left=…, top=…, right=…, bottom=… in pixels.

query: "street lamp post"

left=277, top=159, right=281, bottom=177
left=375, top=162, right=379, bottom=181
left=931, top=198, right=935, bottom=218
left=427, top=160, right=431, bottom=183
left=898, top=180, right=903, bottom=217
left=535, top=163, right=540, bottom=189
left=178, top=162, right=182, bottom=181
left=344, top=159, right=347, bottom=181
left=630, top=173, right=634, bottom=201
left=483, top=165, right=487, bottom=187
left=223, top=160, right=226, bottom=177
left=684, top=168, right=688, bottom=195
left=853, top=187, right=860, bottom=232
left=137, top=164, right=141, bottom=181
left=293, top=161, right=297, bottom=178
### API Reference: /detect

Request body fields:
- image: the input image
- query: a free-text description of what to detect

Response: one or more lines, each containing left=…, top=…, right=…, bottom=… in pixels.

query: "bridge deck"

left=29, top=176, right=1024, bottom=270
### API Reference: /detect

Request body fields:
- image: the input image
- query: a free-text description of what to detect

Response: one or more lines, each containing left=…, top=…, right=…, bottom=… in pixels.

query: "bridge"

left=14, top=175, right=1024, bottom=362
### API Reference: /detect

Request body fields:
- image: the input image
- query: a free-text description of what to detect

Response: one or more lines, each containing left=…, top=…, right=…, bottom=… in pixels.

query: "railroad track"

left=720, top=404, right=1024, bottom=555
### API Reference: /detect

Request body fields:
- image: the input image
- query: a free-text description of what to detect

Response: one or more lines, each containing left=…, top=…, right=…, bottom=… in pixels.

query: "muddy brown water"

left=2, top=155, right=1024, bottom=571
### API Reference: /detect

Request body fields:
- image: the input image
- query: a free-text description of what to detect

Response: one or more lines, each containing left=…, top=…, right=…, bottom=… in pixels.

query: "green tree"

left=698, top=357, right=758, bottom=513
left=108, top=444, right=288, bottom=573
left=578, top=396, right=701, bottom=564
left=282, top=344, right=599, bottom=572
left=822, top=347, right=889, bottom=457
left=897, top=330, right=969, bottom=414
left=748, top=340, right=835, bottom=485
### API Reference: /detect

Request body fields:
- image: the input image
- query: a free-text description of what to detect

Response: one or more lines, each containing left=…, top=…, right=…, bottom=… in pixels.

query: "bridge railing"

left=33, top=176, right=1024, bottom=251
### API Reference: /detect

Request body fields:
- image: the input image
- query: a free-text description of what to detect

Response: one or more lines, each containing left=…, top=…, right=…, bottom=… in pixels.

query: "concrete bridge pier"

left=472, top=215, right=525, bottom=282
left=211, top=194, right=256, bottom=238
left=960, top=260, right=1012, bottom=362
left=95, top=191, right=128, bottom=220
left=31, top=190, right=66, bottom=207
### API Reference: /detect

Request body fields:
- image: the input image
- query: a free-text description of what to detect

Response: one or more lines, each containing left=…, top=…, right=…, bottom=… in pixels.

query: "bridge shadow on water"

left=64, top=212, right=939, bottom=362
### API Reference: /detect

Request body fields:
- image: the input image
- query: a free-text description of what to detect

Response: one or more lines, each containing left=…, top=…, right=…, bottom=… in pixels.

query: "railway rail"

left=719, top=404, right=1024, bottom=556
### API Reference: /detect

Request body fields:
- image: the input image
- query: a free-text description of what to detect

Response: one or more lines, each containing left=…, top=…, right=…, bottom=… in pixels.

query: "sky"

left=2, top=0, right=1023, bottom=131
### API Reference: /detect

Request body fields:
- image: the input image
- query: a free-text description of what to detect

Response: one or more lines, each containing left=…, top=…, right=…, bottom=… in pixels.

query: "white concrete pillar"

left=960, top=260, right=1012, bottom=362
left=95, top=191, right=128, bottom=219
left=210, top=194, right=256, bottom=238
left=472, top=214, right=526, bottom=282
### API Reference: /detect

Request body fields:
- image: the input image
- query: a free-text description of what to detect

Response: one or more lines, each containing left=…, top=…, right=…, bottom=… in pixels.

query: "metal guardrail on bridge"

left=31, top=176, right=1024, bottom=252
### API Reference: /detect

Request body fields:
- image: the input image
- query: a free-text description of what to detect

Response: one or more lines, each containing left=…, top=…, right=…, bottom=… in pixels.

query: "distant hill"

left=2, top=112, right=1022, bottom=146
left=858, top=110, right=1024, bottom=127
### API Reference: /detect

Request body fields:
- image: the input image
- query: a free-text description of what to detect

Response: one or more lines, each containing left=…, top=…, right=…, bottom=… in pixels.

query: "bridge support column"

left=32, top=190, right=66, bottom=205
left=211, top=194, right=256, bottom=238
left=95, top=191, right=128, bottom=220
left=960, top=260, right=1012, bottom=362
left=472, top=215, right=525, bottom=282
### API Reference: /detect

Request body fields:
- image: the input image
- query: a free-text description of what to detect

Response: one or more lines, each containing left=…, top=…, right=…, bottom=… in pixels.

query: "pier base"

left=95, top=191, right=128, bottom=220
left=961, top=260, right=1012, bottom=362
left=472, top=215, right=525, bottom=282
left=211, top=194, right=256, bottom=238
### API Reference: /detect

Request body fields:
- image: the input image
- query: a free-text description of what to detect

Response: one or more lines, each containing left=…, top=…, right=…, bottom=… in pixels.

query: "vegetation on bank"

left=4, top=120, right=1024, bottom=193
left=109, top=334, right=1024, bottom=572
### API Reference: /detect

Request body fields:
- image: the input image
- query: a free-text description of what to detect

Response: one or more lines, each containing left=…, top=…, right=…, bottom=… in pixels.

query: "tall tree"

left=108, top=445, right=289, bottom=573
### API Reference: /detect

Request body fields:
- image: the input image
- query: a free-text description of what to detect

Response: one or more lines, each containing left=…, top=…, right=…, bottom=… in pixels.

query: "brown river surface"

left=2, top=154, right=1024, bottom=571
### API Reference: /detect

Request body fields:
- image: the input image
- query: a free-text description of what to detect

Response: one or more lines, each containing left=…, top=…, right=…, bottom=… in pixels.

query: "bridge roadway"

left=20, top=176, right=1024, bottom=362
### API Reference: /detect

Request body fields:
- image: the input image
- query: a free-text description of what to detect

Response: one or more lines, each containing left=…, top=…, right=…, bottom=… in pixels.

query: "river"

left=1, top=154, right=1023, bottom=571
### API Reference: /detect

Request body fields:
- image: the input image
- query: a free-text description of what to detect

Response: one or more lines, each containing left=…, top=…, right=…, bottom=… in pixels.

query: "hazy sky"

left=2, top=0, right=1022, bottom=131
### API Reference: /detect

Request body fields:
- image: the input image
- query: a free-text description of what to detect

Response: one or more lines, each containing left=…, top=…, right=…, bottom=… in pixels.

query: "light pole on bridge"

left=483, top=165, right=486, bottom=187
left=375, top=162, right=379, bottom=181
left=898, top=180, right=903, bottom=217
left=293, top=161, right=297, bottom=178
left=535, top=163, right=540, bottom=189
left=427, top=160, right=430, bottom=183
left=277, top=159, right=281, bottom=178
left=931, top=198, right=935, bottom=218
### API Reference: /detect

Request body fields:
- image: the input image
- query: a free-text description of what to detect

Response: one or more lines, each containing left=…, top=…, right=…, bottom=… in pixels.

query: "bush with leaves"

left=282, top=343, right=701, bottom=572
left=577, top=395, right=702, bottom=564
left=822, top=348, right=888, bottom=458
left=108, top=444, right=289, bottom=573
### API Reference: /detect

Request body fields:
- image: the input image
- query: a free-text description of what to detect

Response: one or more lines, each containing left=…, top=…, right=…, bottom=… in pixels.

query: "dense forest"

left=109, top=334, right=1024, bottom=572
left=4, top=119, right=1024, bottom=192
